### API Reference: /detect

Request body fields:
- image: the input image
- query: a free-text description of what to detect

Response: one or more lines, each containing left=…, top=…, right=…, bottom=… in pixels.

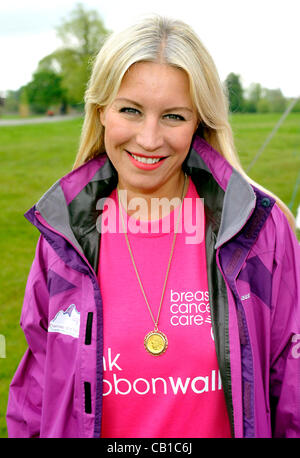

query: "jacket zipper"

left=216, top=248, right=244, bottom=438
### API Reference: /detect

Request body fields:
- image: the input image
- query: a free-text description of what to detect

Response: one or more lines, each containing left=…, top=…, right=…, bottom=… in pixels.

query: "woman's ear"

left=99, top=107, right=106, bottom=126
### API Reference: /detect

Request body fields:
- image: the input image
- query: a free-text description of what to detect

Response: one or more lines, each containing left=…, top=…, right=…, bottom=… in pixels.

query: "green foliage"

left=242, top=83, right=291, bottom=114
left=224, top=73, right=244, bottom=113
left=26, top=70, right=66, bottom=113
left=257, top=98, right=270, bottom=113
left=243, top=83, right=262, bottom=113
left=55, top=2, right=108, bottom=55
left=225, top=77, right=298, bottom=114
left=263, top=88, right=287, bottom=112
left=2, top=90, right=20, bottom=114
left=292, top=98, right=300, bottom=113
left=242, top=99, right=257, bottom=113
left=37, top=3, right=110, bottom=106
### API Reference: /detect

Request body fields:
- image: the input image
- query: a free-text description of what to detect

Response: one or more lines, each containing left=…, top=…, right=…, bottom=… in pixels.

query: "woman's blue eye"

left=164, top=114, right=185, bottom=121
left=120, top=107, right=140, bottom=114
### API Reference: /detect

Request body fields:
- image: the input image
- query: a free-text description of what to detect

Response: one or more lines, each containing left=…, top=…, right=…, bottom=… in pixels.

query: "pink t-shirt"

left=98, top=177, right=231, bottom=438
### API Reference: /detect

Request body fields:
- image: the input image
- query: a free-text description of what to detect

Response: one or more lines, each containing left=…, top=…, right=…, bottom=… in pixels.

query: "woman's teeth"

left=131, top=153, right=161, bottom=164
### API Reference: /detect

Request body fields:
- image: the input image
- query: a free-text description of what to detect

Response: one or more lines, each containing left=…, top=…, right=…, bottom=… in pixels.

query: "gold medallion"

left=144, top=330, right=168, bottom=356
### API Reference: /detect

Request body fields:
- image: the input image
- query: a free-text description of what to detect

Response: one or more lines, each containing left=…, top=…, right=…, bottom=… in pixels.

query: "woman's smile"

left=126, top=150, right=168, bottom=169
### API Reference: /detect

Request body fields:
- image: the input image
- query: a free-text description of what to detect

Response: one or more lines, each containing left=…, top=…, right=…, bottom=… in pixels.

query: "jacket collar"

left=187, top=137, right=256, bottom=248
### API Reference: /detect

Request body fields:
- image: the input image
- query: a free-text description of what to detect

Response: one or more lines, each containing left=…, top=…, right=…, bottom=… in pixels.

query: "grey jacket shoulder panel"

left=36, top=180, right=84, bottom=255
left=216, top=169, right=256, bottom=248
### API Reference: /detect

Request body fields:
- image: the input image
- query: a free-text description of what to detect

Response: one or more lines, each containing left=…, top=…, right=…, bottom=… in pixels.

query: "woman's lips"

left=126, top=150, right=168, bottom=170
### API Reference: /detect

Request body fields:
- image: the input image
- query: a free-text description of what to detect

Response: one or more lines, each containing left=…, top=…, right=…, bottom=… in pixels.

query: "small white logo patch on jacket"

left=48, top=304, right=80, bottom=338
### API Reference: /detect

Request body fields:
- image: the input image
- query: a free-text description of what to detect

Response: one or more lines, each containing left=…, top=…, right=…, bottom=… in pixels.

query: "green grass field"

left=0, top=113, right=299, bottom=437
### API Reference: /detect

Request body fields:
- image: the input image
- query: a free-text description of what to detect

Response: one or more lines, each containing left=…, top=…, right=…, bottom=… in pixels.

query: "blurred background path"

left=0, top=114, right=82, bottom=126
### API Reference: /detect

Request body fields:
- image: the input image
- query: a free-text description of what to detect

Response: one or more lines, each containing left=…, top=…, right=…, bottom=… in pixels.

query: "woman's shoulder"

left=260, top=201, right=300, bottom=260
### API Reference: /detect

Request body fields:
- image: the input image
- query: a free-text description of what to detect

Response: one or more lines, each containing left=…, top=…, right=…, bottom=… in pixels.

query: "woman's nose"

left=135, top=117, right=164, bottom=152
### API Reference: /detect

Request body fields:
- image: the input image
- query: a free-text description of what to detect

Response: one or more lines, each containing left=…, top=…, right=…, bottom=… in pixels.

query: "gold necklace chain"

left=117, top=173, right=187, bottom=355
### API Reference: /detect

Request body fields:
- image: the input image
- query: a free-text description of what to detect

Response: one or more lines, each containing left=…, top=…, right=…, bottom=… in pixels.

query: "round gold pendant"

left=144, top=330, right=168, bottom=356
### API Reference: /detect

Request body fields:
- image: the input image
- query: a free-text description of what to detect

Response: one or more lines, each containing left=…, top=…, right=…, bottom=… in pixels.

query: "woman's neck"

left=117, top=171, right=187, bottom=221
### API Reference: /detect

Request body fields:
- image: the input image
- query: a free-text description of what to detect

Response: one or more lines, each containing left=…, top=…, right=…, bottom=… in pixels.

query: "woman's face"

left=100, top=62, right=198, bottom=200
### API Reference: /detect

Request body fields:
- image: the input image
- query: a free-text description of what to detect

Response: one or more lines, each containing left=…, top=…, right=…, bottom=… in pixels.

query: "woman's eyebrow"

left=164, top=106, right=194, bottom=113
left=114, top=97, right=193, bottom=113
left=114, top=97, right=143, bottom=108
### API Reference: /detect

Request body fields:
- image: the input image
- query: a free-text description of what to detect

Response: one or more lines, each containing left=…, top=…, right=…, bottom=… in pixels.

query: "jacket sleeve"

left=6, top=236, right=49, bottom=438
left=269, top=207, right=300, bottom=437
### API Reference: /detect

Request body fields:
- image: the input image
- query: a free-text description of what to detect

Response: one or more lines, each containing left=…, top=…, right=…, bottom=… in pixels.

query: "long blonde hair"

left=74, top=15, right=295, bottom=231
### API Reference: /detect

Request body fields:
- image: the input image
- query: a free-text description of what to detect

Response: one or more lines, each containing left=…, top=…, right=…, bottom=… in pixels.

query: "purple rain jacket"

left=6, top=135, right=300, bottom=438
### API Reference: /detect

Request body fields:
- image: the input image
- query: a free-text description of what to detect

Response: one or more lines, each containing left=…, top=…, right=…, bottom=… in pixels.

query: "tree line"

left=2, top=3, right=300, bottom=116
left=225, top=73, right=299, bottom=114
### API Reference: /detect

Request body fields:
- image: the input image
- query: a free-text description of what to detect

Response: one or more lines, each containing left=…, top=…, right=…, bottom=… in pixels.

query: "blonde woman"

left=7, top=15, right=300, bottom=438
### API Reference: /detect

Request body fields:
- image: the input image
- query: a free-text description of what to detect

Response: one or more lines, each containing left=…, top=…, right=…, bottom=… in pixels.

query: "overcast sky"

left=0, top=0, right=299, bottom=97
